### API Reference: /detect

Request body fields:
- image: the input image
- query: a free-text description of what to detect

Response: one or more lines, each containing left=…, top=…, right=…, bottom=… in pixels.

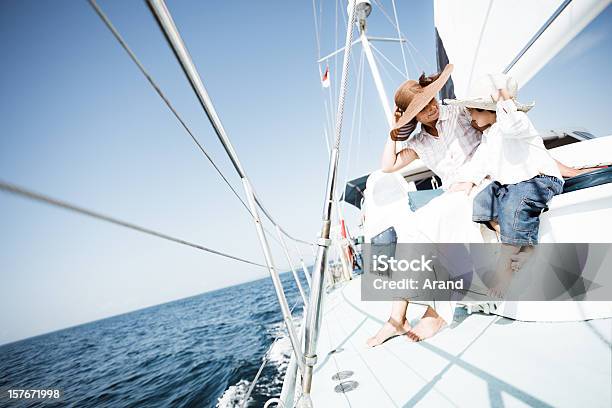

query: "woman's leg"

left=398, top=192, right=472, bottom=342
left=366, top=299, right=411, bottom=347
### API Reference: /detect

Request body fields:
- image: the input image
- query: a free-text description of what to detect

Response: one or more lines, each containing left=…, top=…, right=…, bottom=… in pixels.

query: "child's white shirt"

left=457, top=99, right=563, bottom=186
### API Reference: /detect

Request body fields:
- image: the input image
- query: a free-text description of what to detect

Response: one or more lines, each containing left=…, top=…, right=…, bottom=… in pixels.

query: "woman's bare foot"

left=405, top=307, right=447, bottom=342
left=366, top=318, right=411, bottom=347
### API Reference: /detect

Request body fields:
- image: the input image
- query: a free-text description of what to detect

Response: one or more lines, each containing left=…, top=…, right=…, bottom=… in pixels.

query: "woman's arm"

left=381, top=137, right=418, bottom=173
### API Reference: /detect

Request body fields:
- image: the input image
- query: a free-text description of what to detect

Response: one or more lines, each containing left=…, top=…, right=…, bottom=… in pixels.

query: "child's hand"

left=449, top=182, right=475, bottom=195
left=488, top=74, right=517, bottom=101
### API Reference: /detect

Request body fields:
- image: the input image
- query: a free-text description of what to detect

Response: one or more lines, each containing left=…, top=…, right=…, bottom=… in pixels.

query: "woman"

left=367, top=64, right=485, bottom=346
left=367, top=65, right=584, bottom=346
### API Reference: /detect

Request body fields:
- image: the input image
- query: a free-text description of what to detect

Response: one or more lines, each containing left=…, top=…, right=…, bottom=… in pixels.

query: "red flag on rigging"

left=321, top=66, right=330, bottom=88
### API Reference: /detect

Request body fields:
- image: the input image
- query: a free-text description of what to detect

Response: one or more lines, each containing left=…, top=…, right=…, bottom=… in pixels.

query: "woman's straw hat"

left=390, top=64, right=454, bottom=141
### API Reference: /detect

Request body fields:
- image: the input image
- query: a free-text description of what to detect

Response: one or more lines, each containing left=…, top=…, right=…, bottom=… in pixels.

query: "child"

left=445, top=74, right=564, bottom=297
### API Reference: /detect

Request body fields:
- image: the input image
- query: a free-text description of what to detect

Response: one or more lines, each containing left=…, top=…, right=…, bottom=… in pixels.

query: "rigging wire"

left=316, top=1, right=363, bottom=217
left=332, top=0, right=358, bottom=151
left=369, top=41, right=409, bottom=79
left=322, top=125, right=331, bottom=155
left=333, top=0, right=339, bottom=116
left=312, top=0, right=331, bottom=154
left=370, top=42, right=397, bottom=90
left=326, top=80, right=336, bottom=144
left=0, top=180, right=267, bottom=268
left=321, top=0, right=360, bottom=156
left=89, top=0, right=308, bottom=248
left=338, top=48, right=365, bottom=204
left=312, top=0, right=332, bottom=149
left=354, top=49, right=366, bottom=195
left=371, top=0, right=431, bottom=74
left=390, top=0, right=410, bottom=78
left=317, top=0, right=323, bottom=42
left=89, top=0, right=249, bottom=219
left=337, top=0, right=362, bottom=82
left=311, top=0, right=322, bottom=62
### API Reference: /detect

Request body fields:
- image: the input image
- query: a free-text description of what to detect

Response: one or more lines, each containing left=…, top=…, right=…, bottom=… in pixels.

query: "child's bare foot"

left=405, top=307, right=447, bottom=342
left=488, top=244, right=521, bottom=298
left=510, top=246, right=534, bottom=273
left=366, top=318, right=410, bottom=347
left=488, top=280, right=509, bottom=298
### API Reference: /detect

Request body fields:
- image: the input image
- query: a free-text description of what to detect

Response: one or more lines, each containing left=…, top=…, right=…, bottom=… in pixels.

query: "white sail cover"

left=434, top=0, right=609, bottom=98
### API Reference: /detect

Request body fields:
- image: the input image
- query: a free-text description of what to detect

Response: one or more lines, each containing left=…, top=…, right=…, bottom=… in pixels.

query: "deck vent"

left=331, top=370, right=354, bottom=381
left=334, top=380, right=359, bottom=393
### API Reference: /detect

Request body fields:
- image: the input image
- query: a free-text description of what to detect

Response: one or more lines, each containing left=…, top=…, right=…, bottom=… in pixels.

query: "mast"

left=300, top=0, right=358, bottom=404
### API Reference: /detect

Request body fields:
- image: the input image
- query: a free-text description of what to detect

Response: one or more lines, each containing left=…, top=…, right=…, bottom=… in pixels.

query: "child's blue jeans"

left=472, top=175, right=564, bottom=246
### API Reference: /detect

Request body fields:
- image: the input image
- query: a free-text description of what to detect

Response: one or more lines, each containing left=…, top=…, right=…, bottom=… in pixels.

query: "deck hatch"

left=334, top=380, right=359, bottom=393
left=331, top=370, right=354, bottom=381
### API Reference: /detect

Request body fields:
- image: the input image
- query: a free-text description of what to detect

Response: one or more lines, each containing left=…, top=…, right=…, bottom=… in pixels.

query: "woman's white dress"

left=393, top=182, right=495, bottom=323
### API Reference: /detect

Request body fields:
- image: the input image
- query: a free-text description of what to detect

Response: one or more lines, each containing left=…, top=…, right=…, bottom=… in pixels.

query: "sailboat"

left=1, top=1, right=609, bottom=407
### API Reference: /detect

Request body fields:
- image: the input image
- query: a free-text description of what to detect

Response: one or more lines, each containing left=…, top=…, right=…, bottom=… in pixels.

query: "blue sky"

left=1, top=1, right=610, bottom=344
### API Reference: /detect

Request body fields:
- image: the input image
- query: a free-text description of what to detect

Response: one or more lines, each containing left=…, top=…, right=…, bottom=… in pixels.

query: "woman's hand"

left=390, top=118, right=417, bottom=141
left=449, top=181, right=475, bottom=195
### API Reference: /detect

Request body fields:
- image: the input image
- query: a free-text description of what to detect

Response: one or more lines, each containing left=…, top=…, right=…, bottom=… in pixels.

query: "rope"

left=0, top=180, right=267, bottom=268
left=355, top=49, right=365, bottom=196
left=89, top=0, right=309, bottom=248
left=333, top=0, right=357, bottom=150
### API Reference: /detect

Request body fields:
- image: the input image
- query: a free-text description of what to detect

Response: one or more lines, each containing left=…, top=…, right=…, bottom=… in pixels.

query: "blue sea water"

left=0, top=271, right=308, bottom=407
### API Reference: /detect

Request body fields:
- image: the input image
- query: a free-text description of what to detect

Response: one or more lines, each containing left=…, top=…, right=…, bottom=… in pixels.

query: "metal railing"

left=145, top=0, right=310, bottom=376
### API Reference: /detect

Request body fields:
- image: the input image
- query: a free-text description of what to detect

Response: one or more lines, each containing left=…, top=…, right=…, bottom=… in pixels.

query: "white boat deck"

left=309, top=275, right=612, bottom=408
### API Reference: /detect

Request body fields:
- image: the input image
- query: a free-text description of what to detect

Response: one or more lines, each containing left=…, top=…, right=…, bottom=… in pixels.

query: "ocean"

left=0, top=270, right=308, bottom=407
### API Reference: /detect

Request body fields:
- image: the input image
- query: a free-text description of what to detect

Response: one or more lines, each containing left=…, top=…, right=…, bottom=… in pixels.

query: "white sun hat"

left=444, top=73, right=535, bottom=112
